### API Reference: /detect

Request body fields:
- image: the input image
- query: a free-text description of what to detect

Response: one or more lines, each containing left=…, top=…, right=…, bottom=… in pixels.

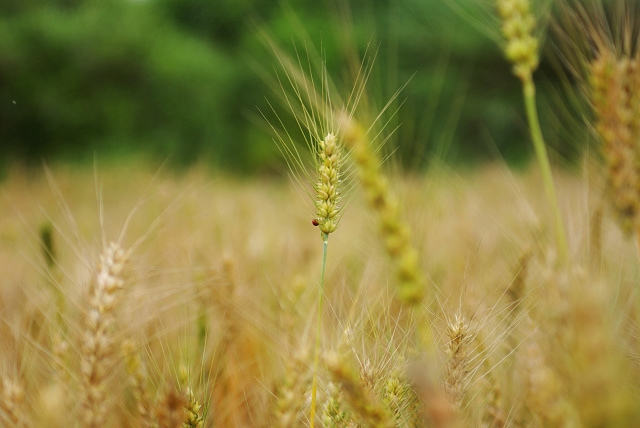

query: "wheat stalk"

left=496, top=0, right=569, bottom=264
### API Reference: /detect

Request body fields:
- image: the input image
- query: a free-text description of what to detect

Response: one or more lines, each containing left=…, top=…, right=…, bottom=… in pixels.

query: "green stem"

left=522, top=76, right=569, bottom=265
left=309, top=233, right=329, bottom=428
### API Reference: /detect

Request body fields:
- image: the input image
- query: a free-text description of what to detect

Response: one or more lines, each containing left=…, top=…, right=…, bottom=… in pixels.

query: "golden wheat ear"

left=273, top=348, right=312, bottom=428
left=0, top=378, right=30, bottom=428
left=589, top=50, right=640, bottom=244
left=339, top=113, right=427, bottom=307
left=122, top=340, right=153, bottom=427
left=443, top=311, right=474, bottom=410
left=324, top=350, right=396, bottom=428
left=80, top=242, right=129, bottom=427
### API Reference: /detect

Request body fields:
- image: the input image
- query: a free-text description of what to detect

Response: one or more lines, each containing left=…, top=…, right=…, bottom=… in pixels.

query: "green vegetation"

left=1, top=0, right=565, bottom=173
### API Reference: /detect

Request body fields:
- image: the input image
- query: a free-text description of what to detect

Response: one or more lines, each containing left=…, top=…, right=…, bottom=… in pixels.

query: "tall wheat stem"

left=522, top=77, right=569, bottom=264
left=496, top=0, right=569, bottom=264
left=308, top=131, right=343, bottom=427
left=310, top=233, right=329, bottom=428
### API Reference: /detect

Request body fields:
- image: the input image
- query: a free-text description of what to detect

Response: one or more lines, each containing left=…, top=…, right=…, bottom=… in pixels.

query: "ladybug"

left=311, top=218, right=320, bottom=226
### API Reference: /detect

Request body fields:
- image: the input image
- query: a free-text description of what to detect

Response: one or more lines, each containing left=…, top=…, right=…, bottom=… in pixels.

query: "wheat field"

left=3, top=0, right=640, bottom=426
left=1, top=158, right=638, bottom=427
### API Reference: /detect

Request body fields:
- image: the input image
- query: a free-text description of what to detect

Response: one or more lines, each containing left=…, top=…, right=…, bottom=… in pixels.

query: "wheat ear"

left=183, top=387, right=204, bottom=428
left=80, top=242, right=128, bottom=427
left=339, top=114, right=435, bottom=355
left=325, top=350, right=396, bottom=428
left=443, top=311, right=473, bottom=410
left=122, top=340, right=153, bottom=427
left=523, top=335, right=576, bottom=426
left=339, top=114, right=426, bottom=307
left=0, top=378, right=30, bottom=428
left=274, top=349, right=312, bottom=428
left=322, top=381, right=350, bottom=427
left=589, top=50, right=640, bottom=246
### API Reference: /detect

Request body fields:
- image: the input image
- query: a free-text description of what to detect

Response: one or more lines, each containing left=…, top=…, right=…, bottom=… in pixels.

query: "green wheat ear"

left=314, top=132, right=342, bottom=236
left=496, top=0, right=539, bottom=82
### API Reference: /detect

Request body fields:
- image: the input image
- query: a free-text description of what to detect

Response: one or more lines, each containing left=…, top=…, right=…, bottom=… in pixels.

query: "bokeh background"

left=0, top=0, right=579, bottom=176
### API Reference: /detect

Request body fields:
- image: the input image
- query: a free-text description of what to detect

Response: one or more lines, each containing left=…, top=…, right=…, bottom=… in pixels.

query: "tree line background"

left=0, top=0, right=580, bottom=175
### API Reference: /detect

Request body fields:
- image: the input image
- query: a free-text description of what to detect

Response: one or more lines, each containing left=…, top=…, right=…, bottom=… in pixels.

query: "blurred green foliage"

left=0, top=0, right=573, bottom=174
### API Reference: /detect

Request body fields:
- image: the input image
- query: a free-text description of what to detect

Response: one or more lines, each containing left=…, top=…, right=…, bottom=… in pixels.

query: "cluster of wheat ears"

left=3, top=0, right=640, bottom=427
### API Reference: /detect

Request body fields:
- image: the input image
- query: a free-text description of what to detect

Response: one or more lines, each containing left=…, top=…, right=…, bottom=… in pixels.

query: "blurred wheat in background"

left=2, top=0, right=640, bottom=427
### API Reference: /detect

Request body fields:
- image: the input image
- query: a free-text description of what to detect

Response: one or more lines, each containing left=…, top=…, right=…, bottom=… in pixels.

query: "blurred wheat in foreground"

left=0, top=156, right=639, bottom=427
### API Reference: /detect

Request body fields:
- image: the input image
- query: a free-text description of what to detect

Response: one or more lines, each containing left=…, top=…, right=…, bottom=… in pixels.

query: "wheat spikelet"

left=273, top=349, right=312, bottom=428
left=0, top=378, right=30, bottom=428
left=172, top=364, right=206, bottom=428
left=322, top=381, right=351, bottom=427
left=521, top=334, right=575, bottom=427
left=183, top=387, right=204, bottom=428
left=122, top=340, right=153, bottom=428
left=382, top=372, right=421, bottom=426
left=482, top=381, right=506, bottom=428
left=496, top=0, right=539, bottom=82
left=209, top=256, right=259, bottom=426
left=470, top=315, right=508, bottom=428
left=325, top=350, right=396, bottom=428
left=443, top=311, right=474, bottom=410
left=80, top=242, right=129, bottom=427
